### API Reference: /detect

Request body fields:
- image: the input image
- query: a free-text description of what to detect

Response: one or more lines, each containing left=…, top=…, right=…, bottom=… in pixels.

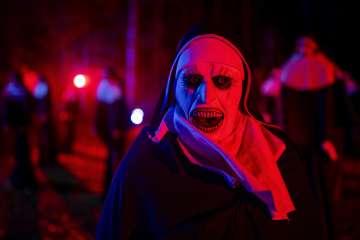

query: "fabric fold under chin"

left=150, top=106, right=294, bottom=220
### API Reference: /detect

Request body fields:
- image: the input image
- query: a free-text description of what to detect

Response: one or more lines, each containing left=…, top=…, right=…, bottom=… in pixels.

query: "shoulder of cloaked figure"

left=315, top=52, right=334, bottom=64
left=264, top=124, right=299, bottom=156
left=119, top=126, right=160, bottom=163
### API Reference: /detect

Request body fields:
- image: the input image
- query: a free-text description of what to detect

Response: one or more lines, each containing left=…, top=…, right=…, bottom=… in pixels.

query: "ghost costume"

left=97, top=34, right=325, bottom=239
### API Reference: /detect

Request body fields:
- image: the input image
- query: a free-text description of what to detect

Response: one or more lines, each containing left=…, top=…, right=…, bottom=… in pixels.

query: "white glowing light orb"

left=73, top=74, right=87, bottom=88
left=131, top=108, right=144, bottom=125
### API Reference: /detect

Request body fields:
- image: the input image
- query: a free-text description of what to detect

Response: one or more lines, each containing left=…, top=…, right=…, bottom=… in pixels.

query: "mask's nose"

left=197, top=81, right=216, bottom=104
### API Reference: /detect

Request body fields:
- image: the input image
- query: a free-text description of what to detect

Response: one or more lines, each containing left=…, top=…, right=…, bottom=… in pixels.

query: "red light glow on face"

left=73, top=74, right=87, bottom=88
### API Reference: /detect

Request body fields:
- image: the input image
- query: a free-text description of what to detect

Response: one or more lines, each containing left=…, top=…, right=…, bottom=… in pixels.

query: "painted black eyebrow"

left=213, top=65, right=245, bottom=83
left=175, top=65, right=199, bottom=80
left=216, top=65, right=231, bottom=75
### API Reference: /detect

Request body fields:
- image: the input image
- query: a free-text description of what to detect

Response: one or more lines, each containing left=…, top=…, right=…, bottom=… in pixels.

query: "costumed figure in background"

left=33, top=74, right=58, bottom=166
left=262, top=36, right=359, bottom=239
left=95, top=67, right=128, bottom=197
left=97, top=30, right=326, bottom=239
left=1, top=71, right=37, bottom=191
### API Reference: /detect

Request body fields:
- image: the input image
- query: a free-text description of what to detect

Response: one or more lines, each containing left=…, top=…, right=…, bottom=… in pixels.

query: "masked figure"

left=97, top=31, right=325, bottom=239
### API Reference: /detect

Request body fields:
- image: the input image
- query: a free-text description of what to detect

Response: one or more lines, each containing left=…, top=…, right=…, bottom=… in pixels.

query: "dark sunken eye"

left=183, top=74, right=203, bottom=89
left=212, top=75, right=232, bottom=89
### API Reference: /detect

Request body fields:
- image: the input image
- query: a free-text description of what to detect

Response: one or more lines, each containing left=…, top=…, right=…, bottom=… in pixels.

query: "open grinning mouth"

left=190, top=108, right=224, bottom=133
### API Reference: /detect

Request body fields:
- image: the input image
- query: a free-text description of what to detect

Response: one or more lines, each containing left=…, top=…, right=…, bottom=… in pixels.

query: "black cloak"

left=97, top=28, right=326, bottom=239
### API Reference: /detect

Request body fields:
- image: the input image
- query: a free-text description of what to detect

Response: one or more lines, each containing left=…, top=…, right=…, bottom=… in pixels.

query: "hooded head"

left=154, top=31, right=259, bottom=142
left=295, top=36, right=319, bottom=56
left=102, top=66, right=124, bottom=86
left=4, top=71, right=28, bottom=98
left=9, top=71, right=24, bottom=85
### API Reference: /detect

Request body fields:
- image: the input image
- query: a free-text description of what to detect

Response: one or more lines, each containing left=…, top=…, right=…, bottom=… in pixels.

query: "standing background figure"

left=1, top=71, right=37, bottom=191
left=33, top=74, right=58, bottom=166
left=95, top=67, right=128, bottom=197
left=275, top=36, right=358, bottom=239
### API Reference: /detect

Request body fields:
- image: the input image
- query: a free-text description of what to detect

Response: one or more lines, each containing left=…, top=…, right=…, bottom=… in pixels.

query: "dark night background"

left=0, top=0, right=359, bottom=120
left=0, top=0, right=359, bottom=239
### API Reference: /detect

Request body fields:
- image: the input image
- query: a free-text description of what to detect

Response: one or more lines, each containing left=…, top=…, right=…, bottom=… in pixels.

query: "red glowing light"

left=73, top=74, right=87, bottom=88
